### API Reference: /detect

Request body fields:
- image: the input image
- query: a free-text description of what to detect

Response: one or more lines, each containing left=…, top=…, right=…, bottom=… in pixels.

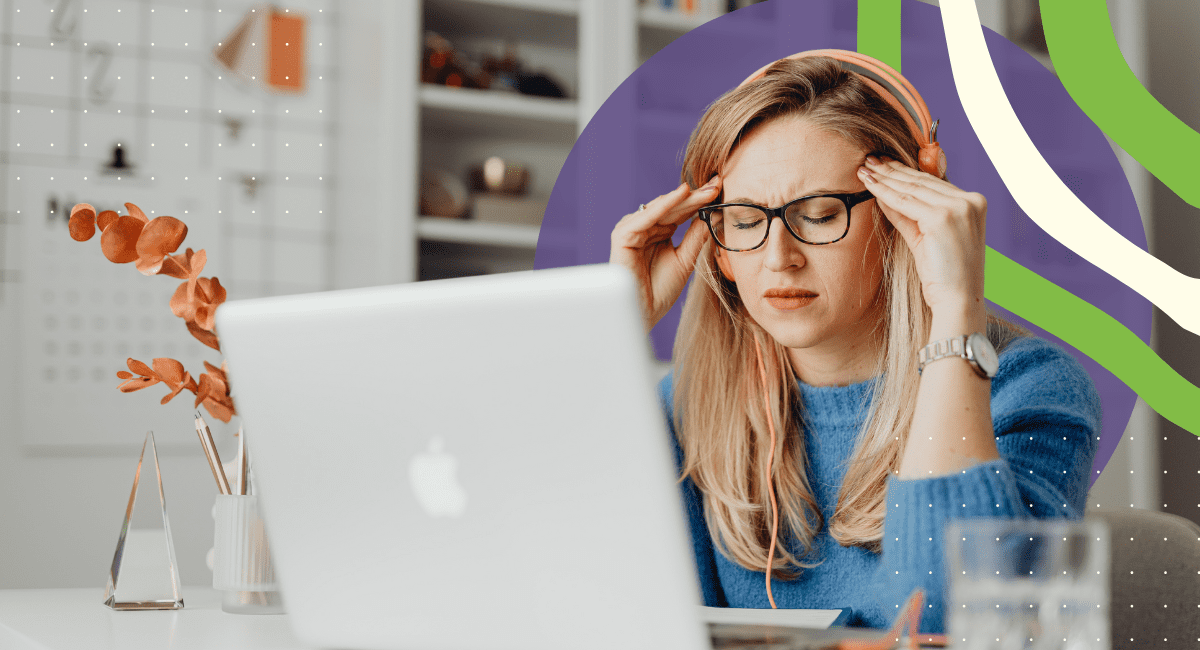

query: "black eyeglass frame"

left=697, top=190, right=876, bottom=252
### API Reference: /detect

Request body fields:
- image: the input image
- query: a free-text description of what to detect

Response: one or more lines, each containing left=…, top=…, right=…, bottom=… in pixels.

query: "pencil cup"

left=212, top=495, right=284, bottom=614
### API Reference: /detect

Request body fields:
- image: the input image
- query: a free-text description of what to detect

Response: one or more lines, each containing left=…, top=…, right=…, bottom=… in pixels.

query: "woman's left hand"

left=857, top=155, right=987, bottom=316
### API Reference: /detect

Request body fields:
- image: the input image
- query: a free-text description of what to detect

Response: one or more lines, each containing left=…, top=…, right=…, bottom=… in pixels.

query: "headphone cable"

left=752, top=335, right=780, bottom=609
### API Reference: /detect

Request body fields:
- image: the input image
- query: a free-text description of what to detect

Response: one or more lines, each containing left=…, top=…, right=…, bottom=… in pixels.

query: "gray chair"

left=1088, top=508, right=1200, bottom=648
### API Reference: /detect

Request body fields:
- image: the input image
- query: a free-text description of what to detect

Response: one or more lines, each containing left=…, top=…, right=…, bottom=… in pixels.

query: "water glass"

left=213, top=494, right=285, bottom=614
left=945, top=518, right=1109, bottom=650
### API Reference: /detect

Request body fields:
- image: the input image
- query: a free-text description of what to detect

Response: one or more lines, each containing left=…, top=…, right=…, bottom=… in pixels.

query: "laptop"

left=215, top=265, right=710, bottom=650
left=216, top=264, right=891, bottom=650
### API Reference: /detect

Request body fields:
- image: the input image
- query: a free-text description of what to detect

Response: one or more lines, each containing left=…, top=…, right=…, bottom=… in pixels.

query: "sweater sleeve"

left=871, top=336, right=1102, bottom=635
left=658, top=372, right=729, bottom=607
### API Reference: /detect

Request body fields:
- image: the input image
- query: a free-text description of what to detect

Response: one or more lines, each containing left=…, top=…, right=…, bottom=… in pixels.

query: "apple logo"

left=408, top=436, right=467, bottom=517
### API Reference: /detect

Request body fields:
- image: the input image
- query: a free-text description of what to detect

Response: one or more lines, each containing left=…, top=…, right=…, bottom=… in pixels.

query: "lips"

left=764, top=287, right=818, bottom=310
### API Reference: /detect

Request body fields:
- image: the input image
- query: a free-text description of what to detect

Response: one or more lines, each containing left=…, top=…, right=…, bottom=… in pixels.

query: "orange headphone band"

left=736, top=49, right=946, bottom=179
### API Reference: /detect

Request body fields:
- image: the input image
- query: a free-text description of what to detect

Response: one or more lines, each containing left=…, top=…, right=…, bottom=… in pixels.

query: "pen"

left=236, top=424, right=248, bottom=496
left=195, top=410, right=232, bottom=496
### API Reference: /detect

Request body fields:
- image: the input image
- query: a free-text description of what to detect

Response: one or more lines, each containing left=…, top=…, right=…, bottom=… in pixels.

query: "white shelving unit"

left=404, top=0, right=738, bottom=281
left=410, top=0, right=586, bottom=280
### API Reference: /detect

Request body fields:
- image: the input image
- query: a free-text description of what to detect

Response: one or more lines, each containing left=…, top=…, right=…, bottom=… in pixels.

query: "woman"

left=608, top=53, right=1100, bottom=634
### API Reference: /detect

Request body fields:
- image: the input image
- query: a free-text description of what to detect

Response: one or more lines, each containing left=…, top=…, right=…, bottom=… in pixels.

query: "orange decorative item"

left=67, top=201, right=237, bottom=423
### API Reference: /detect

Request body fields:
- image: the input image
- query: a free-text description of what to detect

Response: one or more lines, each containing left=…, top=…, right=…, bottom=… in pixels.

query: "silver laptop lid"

left=215, top=264, right=708, bottom=650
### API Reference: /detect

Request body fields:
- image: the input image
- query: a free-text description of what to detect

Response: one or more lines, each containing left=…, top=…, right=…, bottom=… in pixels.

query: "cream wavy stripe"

left=939, top=1, right=1200, bottom=338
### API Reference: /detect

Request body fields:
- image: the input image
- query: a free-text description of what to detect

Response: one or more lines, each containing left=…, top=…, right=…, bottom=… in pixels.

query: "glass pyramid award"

left=103, top=431, right=184, bottom=610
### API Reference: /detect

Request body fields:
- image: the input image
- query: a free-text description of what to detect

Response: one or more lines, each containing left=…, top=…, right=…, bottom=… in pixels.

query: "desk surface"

left=0, top=587, right=308, bottom=650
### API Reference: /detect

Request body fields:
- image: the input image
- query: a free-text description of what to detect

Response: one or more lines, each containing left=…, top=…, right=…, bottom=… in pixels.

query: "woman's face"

left=718, top=115, right=887, bottom=380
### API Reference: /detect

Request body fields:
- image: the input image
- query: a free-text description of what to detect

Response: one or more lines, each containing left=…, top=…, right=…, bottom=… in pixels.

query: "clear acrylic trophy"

left=103, top=431, right=184, bottom=610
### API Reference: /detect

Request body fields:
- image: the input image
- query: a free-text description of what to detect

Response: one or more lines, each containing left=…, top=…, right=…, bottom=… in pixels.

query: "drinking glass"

left=945, top=518, right=1109, bottom=650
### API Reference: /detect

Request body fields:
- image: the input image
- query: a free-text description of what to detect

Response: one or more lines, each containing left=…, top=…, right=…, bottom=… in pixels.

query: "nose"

left=761, top=215, right=806, bottom=272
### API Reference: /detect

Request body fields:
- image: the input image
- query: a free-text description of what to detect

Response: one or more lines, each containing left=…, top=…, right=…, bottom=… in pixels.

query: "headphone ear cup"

left=714, top=246, right=736, bottom=282
left=919, top=143, right=947, bottom=178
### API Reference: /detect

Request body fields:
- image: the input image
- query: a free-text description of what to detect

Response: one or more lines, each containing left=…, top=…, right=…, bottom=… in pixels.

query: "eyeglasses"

left=697, top=190, right=875, bottom=252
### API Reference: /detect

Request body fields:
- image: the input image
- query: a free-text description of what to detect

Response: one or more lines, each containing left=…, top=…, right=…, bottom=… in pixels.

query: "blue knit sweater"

left=658, top=335, right=1101, bottom=635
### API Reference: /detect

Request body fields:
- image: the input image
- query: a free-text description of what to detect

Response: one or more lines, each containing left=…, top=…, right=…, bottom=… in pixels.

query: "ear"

left=714, top=246, right=736, bottom=282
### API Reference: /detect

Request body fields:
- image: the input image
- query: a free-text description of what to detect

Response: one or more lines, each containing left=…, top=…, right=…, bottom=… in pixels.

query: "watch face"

left=968, top=332, right=999, bottom=378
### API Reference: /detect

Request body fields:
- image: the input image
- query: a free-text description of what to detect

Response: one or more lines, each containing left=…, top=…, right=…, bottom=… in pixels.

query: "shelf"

left=417, top=216, right=541, bottom=248
left=638, top=6, right=720, bottom=34
left=424, top=0, right=579, bottom=49
left=420, top=84, right=579, bottom=141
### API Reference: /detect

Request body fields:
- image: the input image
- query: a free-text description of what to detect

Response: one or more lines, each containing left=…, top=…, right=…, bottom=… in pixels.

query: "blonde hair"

left=673, top=57, right=1024, bottom=579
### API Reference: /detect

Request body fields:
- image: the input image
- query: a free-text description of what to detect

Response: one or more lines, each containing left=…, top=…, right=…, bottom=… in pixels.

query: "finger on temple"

left=871, top=156, right=955, bottom=187
left=675, top=218, right=710, bottom=270
left=864, top=171, right=961, bottom=211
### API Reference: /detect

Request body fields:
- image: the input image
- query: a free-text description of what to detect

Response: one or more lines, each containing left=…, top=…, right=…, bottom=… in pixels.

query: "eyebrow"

left=722, top=189, right=853, bottom=205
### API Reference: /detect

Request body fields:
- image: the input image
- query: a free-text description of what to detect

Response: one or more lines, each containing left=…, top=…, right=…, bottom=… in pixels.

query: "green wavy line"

left=855, top=1, right=1199, bottom=435
left=986, top=247, right=1200, bottom=435
left=857, top=0, right=902, bottom=71
left=1041, top=0, right=1200, bottom=209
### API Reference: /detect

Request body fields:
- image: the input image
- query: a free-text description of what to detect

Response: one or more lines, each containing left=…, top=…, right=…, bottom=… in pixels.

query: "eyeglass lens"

left=708, top=196, right=849, bottom=250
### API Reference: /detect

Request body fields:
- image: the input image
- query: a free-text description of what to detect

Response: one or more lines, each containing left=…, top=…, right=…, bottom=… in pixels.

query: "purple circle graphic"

left=536, top=0, right=1150, bottom=486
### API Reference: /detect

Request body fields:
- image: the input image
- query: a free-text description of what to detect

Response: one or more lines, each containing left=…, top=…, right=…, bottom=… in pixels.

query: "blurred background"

left=0, top=0, right=1195, bottom=590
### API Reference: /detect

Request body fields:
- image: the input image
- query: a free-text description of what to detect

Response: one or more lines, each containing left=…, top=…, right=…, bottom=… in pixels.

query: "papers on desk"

left=699, top=605, right=851, bottom=629
left=701, top=607, right=948, bottom=650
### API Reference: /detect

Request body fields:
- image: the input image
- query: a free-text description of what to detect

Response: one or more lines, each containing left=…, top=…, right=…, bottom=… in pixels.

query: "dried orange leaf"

left=203, top=360, right=228, bottom=383
left=135, top=217, right=188, bottom=276
left=151, top=357, right=186, bottom=385
left=194, top=373, right=213, bottom=408
left=126, top=357, right=154, bottom=377
left=202, top=399, right=236, bottom=423
left=187, top=318, right=221, bottom=351
left=159, top=254, right=190, bottom=279
left=70, top=203, right=96, bottom=219
left=118, top=377, right=158, bottom=393
left=194, top=304, right=217, bottom=332
left=100, top=215, right=145, bottom=264
left=97, top=210, right=119, bottom=232
left=160, top=380, right=189, bottom=405
left=125, top=202, right=149, bottom=224
left=190, top=249, right=207, bottom=279
left=170, top=281, right=193, bottom=320
left=193, top=277, right=212, bottom=304
left=68, top=207, right=97, bottom=241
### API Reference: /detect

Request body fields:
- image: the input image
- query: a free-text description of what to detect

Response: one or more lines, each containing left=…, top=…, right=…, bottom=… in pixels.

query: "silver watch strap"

left=917, top=335, right=969, bottom=375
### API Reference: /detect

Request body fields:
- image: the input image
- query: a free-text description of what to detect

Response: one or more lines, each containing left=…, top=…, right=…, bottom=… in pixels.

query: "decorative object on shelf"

left=214, top=4, right=308, bottom=94
left=422, top=31, right=568, bottom=99
left=470, top=156, right=530, bottom=195
left=420, top=168, right=470, bottom=219
left=104, top=431, right=185, bottom=611
left=466, top=157, right=542, bottom=225
left=639, top=0, right=728, bottom=19
left=422, top=31, right=488, bottom=89
left=66, top=202, right=237, bottom=423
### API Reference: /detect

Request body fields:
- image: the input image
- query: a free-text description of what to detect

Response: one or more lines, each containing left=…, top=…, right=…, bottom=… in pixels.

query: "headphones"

left=724, top=50, right=943, bottom=609
left=712, top=49, right=945, bottom=284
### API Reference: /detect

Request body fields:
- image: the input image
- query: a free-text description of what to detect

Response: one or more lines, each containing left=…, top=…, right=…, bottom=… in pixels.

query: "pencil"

left=195, top=410, right=232, bottom=496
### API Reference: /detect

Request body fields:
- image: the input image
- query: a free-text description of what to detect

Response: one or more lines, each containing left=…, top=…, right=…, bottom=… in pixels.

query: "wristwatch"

left=917, top=332, right=998, bottom=379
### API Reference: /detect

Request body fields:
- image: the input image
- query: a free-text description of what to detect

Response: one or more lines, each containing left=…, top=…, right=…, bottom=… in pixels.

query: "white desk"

left=0, top=587, right=309, bottom=650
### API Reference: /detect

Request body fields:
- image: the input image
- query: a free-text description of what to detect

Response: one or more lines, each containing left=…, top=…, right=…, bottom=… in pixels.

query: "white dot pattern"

left=3, top=1, right=337, bottom=447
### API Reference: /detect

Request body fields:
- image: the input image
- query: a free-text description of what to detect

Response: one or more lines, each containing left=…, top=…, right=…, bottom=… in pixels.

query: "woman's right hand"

left=609, top=177, right=722, bottom=333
